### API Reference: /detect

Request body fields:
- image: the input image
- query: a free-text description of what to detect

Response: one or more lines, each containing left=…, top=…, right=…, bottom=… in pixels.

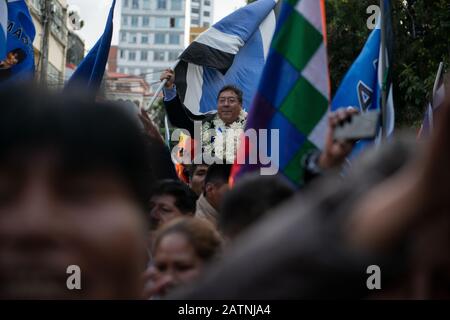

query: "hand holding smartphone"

left=333, top=110, right=380, bottom=141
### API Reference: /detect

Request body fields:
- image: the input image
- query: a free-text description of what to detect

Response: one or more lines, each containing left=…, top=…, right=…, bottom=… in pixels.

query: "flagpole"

left=144, top=59, right=180, bottom=147
left=145, top=59, right=180, bottom=112
left=380, top=0, right=388, bottom=140
left=432, top=61, right=444, bottom=108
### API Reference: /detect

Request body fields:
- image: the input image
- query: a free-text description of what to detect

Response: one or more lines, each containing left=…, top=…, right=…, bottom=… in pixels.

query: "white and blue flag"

left=0, top=0, right=7, bottom=60
left=175, top=0, right=280, bottom=114
left=0, top=0, right=35, bottom=83
left=332, top=0, right=395, bottom=155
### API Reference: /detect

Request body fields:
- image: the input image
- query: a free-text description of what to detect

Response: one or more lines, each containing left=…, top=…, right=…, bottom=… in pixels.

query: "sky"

left=67, top=0, right=247, bottom=51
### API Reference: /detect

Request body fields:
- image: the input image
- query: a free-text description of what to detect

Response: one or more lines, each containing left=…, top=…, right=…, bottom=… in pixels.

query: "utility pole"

left=39, top=0, right=52, bottom=85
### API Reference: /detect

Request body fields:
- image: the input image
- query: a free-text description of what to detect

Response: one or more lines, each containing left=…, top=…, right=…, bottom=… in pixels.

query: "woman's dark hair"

left=153, top=217, right=222, bottom=261
left=0, top=84, right=156, bottom=210
left=150, top=179, right=198, bottom=214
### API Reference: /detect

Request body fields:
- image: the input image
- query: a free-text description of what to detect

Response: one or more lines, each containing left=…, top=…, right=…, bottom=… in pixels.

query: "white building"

left=117, top=0, right=187, bottom=89
left=104, top=71, right=153, bottom=109
left=190, top=0, right=214, bottom=28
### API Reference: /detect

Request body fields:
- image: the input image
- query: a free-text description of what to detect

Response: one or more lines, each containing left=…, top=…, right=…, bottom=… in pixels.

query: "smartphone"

left=333, top=110, right=380, bottom=141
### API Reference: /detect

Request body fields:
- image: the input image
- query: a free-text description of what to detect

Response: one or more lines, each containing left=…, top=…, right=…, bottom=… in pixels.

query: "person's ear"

left=205, top=182, right=214, bottom=195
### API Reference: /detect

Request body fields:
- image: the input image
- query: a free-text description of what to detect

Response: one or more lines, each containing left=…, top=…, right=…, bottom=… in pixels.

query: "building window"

left=154, top=51, right=165, bottom=61
left=143, top=0, right=150, bottom=9
left=141, top=34, right=149, bottom=44
left=123, top=0, right=129, bottom=8
left=203, top=22, right=210, bottom=28
left=132, top=0, right=139, bottom=9
left=203, top=11, right=210, bottom=17
left=191, top=19, right=199, bottom=25
left=130, top=33, right=137, bottom=43
left=122, top=16, right=128, bottom=26
left=171, top=0, right=182, bottom=11
left=120, top=32, right=127, bottom=42
left=154, top=33, right=166, bottom=44
left=143, top=16, right=150, bottom=26
left=157, top=0, right=167, bottom=10
left=155, top=17, right=169, bottom=28
left=169, top=33, right=180, bottom=45
left=192, top=8, right=200, bottom=14
left=204, top=0, right=211, bottom=6
left=131, top=16, right=138, bottom=27
left=174, top=17, right=184, bottom=28
left=168, top=51, right=180, bottom=61
left=141, top=51, right=148, bottom=61
left=129, top=51, right=136, bottom=61
left=120, top=50, right=125, bottom=58
left=145, top=69, right=153, bottom=81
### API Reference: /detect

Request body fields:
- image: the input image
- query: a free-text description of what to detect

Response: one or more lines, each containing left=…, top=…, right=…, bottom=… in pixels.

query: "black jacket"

left=164, top=95, right=216, bottom=137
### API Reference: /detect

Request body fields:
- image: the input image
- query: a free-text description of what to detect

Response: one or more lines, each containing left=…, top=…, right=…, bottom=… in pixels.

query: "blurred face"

left=149, top=195, right=186, bottom=230
left=0, top=151, right=147, bottom=299
left=205, top=182, right=230, bottom=211
left=7, top=52, right=19, bottom=65
left=153, top=232, right=203, bottom=296
left=189, top=165, right=209, bottom=196
left=0, top=52, right=20, bottom=69
left=217, top=90, right=242, bottom=125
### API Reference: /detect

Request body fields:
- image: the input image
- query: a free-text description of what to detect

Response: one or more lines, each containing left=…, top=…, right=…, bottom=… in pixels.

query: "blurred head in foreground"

left=0, top=85, right=155, bottom=299
left=219, top=174, right=295, bottom=240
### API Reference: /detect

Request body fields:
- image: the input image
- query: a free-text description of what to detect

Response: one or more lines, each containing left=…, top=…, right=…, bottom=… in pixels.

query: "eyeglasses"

left=218, top=97, right=239, bottom=104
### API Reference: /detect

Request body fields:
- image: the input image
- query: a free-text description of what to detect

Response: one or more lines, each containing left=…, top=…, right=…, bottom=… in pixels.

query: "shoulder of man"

left=202, top=111, right=217, bottom=123
left=187, top=110, right=217, bottom=123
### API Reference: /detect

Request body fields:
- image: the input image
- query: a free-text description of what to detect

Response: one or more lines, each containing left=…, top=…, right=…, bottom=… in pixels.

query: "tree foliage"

left=327, top=0, right=450, bottom=128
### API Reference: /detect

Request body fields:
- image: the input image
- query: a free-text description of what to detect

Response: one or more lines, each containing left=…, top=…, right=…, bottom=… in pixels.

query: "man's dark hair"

left=217, top=85, right=243, bottom=104
left=0, top=84, right=156, bottom=210
left=188, top=163, right=209, bottom=181
left=219, top=174, right=295, bottom=238
left=150, top=179, right=197, bottom=214
left=10, top=48, right=26, bottom=64
left=187, top=164, right=199, bottom=181
left=204, top=164, right=232, bottom=188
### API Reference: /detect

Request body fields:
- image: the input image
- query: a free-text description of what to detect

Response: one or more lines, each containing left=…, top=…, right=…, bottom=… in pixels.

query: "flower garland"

left=202, top=110, right=247, bottom=163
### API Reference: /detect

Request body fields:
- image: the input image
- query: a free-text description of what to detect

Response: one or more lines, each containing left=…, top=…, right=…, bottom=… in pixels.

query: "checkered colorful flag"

left=0, top=0, right=7, bottom=60
left=231, top=0, right=330, bottom=186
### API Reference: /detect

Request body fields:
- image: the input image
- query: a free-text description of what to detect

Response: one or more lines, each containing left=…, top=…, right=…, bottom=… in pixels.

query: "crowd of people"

left=0, top=66, right=449, bottom=299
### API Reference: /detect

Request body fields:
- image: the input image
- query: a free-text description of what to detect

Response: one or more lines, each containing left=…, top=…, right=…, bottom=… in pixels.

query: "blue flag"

left=65, top=0, right=116, bottom=94
left=175, top=0, right=280, bottom=114
left=0, top=0, right=35, bottom=83
left=331, top=0, right=394, bottom=155
left=0, top=0, right=7, bottom=60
